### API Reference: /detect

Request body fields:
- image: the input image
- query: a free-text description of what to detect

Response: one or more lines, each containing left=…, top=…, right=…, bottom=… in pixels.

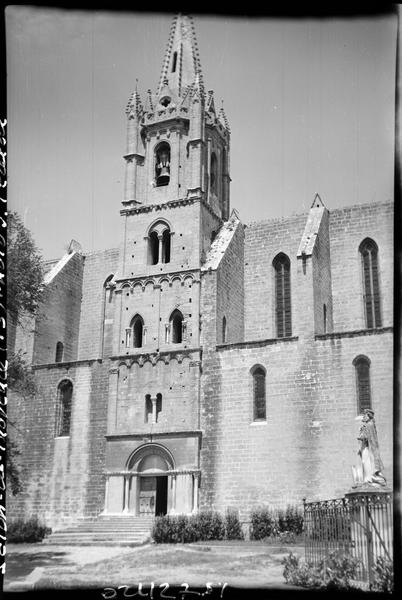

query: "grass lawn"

left=5, top=542, right=304, bottom=591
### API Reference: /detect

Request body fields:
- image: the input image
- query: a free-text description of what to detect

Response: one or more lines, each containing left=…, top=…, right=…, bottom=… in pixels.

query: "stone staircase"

left=43, top=515, right=154, bottom=546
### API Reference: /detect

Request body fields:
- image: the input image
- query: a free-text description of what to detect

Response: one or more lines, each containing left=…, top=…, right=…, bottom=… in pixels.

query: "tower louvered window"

left=273, top=254, right=291, bottom=338
left=252, top=366, right=266, bottom=421
left=354, top=356, right=371, bottom=413
left=360, top=239, right=381, bottom=328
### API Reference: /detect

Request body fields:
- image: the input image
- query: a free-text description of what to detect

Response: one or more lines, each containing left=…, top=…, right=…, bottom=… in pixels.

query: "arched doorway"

left=127, top=444, right=173, bottom=517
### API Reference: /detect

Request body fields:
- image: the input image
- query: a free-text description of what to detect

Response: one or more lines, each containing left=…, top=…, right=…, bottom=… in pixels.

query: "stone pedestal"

left=345, top=486, right=393, bottom=586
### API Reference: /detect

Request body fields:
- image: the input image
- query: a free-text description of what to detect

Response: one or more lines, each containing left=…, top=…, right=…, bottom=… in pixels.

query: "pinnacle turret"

left=125, top=86, right=143, bottom=117
left=218, top=102, right=230, bottom=133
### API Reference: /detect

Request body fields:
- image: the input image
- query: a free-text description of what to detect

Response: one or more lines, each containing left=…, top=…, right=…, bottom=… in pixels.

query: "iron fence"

left=303, top=492, right=393, bottom=585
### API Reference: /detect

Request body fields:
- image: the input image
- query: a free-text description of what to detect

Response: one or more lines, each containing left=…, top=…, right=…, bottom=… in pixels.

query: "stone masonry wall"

left=7, top=360, right=109, bottom=528
left=77, top=248, right=119, bottom=360
left=329, top=201, right=393, bottom=331
left=32, top=252, right=84, bottom=365
left=209, top=330, right=392, bottom=518
left=111, top=353, right=200, bottom=435
left=244, top=214, right=307, bottom=341
left=215, top=221, right=245, bottom=344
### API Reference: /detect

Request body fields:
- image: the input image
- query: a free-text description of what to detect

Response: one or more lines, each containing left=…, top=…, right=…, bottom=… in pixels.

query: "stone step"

left=43, top=540, right=146, bottom=547
left=44, top=533, right=150, bottom=545
left=48, top=532, right=151, bottom=537
left=55, top=524, right=153, bottom=530
left=44, top=515, right=154, bottom=547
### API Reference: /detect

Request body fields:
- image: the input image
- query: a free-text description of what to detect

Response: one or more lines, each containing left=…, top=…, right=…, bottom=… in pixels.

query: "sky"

left=5, top=7, right=397, bottom=260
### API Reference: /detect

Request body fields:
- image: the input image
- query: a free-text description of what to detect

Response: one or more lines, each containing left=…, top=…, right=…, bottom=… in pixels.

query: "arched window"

left=210, top=152, right=218, bottom=195
left=170, top=309, right=184, bottom=344
left=55, top=341, right=64, bottom=363
left=148, top=222, right=171, bottom=265
left=56, top=380, right=73, bottom=437
left=155, top=142, right=170, bottom=187
left=222, top=316, right=227, bottom=343
left=131, top=314, right=144, bottom=348
left=353, top=356, right=371, bottom=413
left=251, top=365, right=266, bottom=421
left=144, top=393, right=163, bottom=424
left=359, top=238, right=381, bottom=329
left=273, top=253, right=292, bottom=338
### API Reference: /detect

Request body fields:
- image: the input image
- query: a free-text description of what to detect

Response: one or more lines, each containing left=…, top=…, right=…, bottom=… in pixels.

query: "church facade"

left=9, top=15, right=393, bottom=529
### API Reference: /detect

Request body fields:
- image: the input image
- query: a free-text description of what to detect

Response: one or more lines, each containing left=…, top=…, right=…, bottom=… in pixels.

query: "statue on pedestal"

left=352, top=409, right=387, bottom=487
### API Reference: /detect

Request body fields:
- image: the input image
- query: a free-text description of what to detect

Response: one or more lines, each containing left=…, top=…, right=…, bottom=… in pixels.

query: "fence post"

left=364, top=499, right=374, bottom=588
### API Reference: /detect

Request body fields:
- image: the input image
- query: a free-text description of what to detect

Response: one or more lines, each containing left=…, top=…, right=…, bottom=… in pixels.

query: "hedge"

left=152, top=509, right=243, bottom=543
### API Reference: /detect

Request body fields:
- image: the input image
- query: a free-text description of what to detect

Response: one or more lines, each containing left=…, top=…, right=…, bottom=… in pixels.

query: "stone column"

left=192, top=472, right=200, bottom=513
left=168, top=474, right=177, bottom=514
left=102, top=475, right=110, bottom=514
left=129, top=474, right=138, bottom=515
left=123, top=475, right=130, bottom=513
left=157, top=234, right=163, bottom=264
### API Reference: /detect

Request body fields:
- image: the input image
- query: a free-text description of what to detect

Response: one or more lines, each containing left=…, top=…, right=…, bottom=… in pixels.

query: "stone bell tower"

left=103, top=14, right=231, bottom=518
left=122, top=13, right=230, bottom=214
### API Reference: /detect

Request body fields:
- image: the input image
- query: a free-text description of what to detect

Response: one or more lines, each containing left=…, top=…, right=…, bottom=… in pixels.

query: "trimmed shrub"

left=225, top=509, right=244, bottom=540
left=152, top=511, right=227, bottom=543
left=282, top=550, right=360, bottom=590
left=251, top=505, right=303, bottom=540
left=372, top=557, right=393, bottom=593
left=7, top=517, right=52, bottom=543
left=250, top=508, right=278, bottom=540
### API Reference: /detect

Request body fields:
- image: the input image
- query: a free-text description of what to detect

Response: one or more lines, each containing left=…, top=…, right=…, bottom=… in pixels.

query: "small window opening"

left=222, top=316, right=227, bottom=343
left=354, top=356, right=372, bottom=413
left=145, top=394, right=153, bottom=423
left=171, top=51, right=178, bottom=73
left=252, top=366, right=266, bottom=421
left=170, top=310, right=183, bottom=344
left=323, top=304, right=327, bottom=334
left=132, top=315, right=144, bottom=348
left=162, top=229, right=171, bottom=264
left=56, top=380, right=73, bottom=437
left=155, top=142, right=171, bottom=187
left=55, top=341, right=64, bottom=363
left=156, top=393, right=162, bottom=422
left=210, top=152, right=218, bottom=195
left=149, top=231, right=159, bottom=265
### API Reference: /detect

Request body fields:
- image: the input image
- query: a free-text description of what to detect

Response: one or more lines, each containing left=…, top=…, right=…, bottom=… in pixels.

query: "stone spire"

left=157, top=13, right=205, bottom=100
